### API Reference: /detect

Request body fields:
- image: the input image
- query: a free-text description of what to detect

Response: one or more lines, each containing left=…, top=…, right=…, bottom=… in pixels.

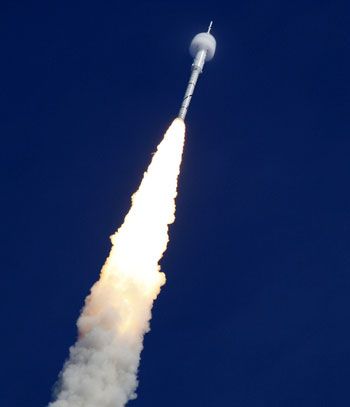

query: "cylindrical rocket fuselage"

left=178, top=50, right=207, bottom=120
left=178, top=26, right=216, bottom=121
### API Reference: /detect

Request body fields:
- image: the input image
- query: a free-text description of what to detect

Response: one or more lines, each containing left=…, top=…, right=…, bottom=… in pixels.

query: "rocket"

left=178, top=22, right=216, bottom=120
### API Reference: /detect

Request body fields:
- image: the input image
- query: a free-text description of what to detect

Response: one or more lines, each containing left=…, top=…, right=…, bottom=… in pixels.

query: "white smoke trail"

left=49, top=118, right=185, bottom=407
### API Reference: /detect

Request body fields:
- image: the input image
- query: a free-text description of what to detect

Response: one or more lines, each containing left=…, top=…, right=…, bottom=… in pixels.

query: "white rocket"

left=178, top=22, right=216, bottom=120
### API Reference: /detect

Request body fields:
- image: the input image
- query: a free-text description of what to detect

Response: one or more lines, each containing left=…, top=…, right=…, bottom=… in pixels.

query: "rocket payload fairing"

left=178, top=22, right=216, bottom=120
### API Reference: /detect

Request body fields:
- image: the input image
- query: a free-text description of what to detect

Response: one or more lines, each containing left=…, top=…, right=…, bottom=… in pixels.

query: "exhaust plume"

left=49, top=118, right=185, bottom=407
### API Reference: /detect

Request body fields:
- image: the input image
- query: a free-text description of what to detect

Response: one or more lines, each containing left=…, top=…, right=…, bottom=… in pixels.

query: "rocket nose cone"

left=190, top=32, right=216, bottom=61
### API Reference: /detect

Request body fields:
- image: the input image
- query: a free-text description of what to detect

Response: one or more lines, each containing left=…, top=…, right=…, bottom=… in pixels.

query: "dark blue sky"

left=1, top=1, right=350, bottom=405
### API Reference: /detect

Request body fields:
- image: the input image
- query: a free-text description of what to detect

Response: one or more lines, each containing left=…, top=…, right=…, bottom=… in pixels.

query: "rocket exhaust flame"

left=49, top=118, right=185, bottom=407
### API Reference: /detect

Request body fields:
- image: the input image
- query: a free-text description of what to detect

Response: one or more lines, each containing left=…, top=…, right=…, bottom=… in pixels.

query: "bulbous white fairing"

left=190, top=33, right=216, bottom=61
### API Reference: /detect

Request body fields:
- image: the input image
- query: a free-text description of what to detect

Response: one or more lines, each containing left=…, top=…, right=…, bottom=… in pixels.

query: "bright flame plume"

left=49, top=118, right=185, bottom=407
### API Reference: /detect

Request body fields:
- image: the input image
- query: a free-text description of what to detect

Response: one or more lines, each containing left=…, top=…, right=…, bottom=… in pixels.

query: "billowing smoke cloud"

left=49, top=118, right=185, bottom=407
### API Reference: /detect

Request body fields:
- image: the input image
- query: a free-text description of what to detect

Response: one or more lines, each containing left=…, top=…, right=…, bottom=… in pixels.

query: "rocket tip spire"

left=207, top=21, right=213, bottom=33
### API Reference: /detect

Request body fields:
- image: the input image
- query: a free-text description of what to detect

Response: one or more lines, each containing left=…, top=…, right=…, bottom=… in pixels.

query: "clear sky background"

left=1, top=0, right=349, bottom=405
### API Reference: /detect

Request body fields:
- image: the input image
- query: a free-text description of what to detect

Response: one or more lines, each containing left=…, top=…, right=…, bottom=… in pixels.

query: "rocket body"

left=178, top=23, right=216, bottom=120
left=178, top=50, right=206, bottom=120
